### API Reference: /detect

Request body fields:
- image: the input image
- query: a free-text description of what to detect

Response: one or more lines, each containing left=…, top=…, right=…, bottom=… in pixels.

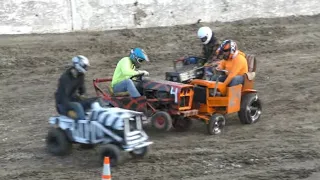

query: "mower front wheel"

left=99, top=144, right=121, bottom=167
left=207, top=114, right=226, bottom=135
left=150, top=111, right=173, bottom=131
left=129, top=146, right=149, bottom=159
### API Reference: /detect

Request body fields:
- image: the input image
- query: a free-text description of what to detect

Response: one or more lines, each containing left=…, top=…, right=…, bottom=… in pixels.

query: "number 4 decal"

left=170, top=87, right=179, bottom=103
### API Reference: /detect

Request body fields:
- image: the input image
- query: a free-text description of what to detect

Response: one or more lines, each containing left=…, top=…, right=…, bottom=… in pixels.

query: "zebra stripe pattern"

left=89, top=107, right=138, bottom=131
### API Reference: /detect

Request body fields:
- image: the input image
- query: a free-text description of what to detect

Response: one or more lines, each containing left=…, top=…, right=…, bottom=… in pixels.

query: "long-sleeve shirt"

left=199, top=36, right=221, bottom=66
left=111, top=57, right=139, bottom=87
left=218, top=51, right=248, bottom=85
left=55, top=67, right=86, bottom=109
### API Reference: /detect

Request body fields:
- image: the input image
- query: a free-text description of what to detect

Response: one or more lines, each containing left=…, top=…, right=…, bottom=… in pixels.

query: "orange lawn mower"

left=165, top=54, right=263, bottom=135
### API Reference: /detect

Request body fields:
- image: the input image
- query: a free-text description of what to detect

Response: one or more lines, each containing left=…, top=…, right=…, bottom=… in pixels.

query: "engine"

left=141, top=79, right=195, bottom=111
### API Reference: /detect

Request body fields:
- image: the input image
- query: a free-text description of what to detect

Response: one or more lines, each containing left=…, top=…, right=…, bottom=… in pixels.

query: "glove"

left=204, top=62, right=210, bottom=67
left=219, top=83, right=228, bottom=96
left=78, top=94, right=87, bottom=100
left=138, top=70, right=149, bottom=76
left=67, top=110, right=78, bottom=119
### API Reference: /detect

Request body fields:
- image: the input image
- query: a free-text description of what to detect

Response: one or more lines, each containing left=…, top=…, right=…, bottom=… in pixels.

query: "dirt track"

left=1, top=14, right=320, bottom=180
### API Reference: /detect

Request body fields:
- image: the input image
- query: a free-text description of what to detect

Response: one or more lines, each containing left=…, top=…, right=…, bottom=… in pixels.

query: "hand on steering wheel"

left=130, top=73, right=144, bottom=80
left=215, top=67, right=228, bottom=73
left=138, top=70, right=149, bottom=76
left=130, top=70, right=149, bottom=81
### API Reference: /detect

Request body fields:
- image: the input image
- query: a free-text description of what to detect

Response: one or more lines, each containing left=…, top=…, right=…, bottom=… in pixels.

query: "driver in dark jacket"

left=197, top=26, right=224, bottom=80
left=55, top=55, right=97, bottom=120
left=111, top=48, right=150, bottom=97
left=197, top=26, right=222, bottom=65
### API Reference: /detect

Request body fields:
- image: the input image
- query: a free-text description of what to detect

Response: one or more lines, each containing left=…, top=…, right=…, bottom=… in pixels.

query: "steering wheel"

left=130, top=73, right=145, bottom=82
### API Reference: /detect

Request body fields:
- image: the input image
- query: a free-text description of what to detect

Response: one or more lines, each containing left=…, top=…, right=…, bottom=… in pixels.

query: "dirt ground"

left=1, top=14, right=320, bottom=180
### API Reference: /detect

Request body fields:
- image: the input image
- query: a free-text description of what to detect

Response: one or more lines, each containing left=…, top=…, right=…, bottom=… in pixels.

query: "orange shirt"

left=218, top=51, right=248, bottom=85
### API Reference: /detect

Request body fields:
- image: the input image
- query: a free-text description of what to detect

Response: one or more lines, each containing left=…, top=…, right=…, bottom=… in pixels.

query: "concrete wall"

left=0, top=0, right=71, bottom=34
left=1, top=0, right=320, bottom=34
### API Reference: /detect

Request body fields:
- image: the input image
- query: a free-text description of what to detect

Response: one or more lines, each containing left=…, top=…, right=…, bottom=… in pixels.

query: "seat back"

left=245, top=54, right=257, bottom=72
left=242, top=54, right=257, bottom=90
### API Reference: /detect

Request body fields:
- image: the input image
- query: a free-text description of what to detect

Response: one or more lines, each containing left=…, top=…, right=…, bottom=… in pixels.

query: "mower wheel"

left=238, top=93, right=262, bottom=124
left=150, top=111, right=173, bottom=131
left=99, top=144, right=121, bottom=167
left=207, top=114, right=226, bottom=135
left=46, top=127, right=72, bottom=156
left=129, top=146, right=149, bottom=159
left=173, top=116, right=193, bottom=132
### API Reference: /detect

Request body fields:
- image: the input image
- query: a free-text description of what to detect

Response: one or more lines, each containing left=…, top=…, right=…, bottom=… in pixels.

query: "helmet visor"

left=82, top=64, right=88, bottom=71
left=223, top=48, right=231, bottom=52
left=136, top=57, right=144, bottom=64
left=200, top=37, right=208, bottom=43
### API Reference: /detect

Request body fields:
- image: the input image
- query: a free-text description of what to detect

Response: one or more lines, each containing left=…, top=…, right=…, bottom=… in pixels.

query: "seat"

left=245, top=54, right=257, bottom=80
left=242, top=54, right=257, bottom=91
left=106, top=85, right=130, bottom=97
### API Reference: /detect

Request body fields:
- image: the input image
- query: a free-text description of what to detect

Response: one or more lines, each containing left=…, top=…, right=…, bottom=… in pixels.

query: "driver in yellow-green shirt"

left=111, top=48, right=150, bottom=97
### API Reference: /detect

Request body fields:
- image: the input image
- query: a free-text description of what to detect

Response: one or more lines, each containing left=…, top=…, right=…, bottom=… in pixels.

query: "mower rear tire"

left=238, top=93, right=262, bottom=124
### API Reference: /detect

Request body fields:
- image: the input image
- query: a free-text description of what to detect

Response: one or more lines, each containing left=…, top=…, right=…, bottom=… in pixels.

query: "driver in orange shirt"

left=212, top=40, right=248, bottom=95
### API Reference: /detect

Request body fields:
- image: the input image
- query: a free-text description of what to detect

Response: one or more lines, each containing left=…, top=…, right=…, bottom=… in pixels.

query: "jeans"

left=113, top=79, right=141, bottom=97
left=56, top=102, right=85, bottom=120
left=211, top=75, right=244, bottom=87
left=56, top=97, right=98, bottom=120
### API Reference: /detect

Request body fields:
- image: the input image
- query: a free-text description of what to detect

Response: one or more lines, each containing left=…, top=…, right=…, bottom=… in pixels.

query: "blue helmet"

left=129, top=48, right=149, bottom=68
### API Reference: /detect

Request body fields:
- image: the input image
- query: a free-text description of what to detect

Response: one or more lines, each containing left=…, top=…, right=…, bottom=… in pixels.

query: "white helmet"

left=72, top=55, right=90, bottom=73
left=197, top=26, right=213, bottom=45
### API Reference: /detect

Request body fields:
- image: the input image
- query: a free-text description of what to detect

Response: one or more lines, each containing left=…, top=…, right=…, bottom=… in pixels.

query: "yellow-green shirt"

left=111, top=57, right=139, bottom=87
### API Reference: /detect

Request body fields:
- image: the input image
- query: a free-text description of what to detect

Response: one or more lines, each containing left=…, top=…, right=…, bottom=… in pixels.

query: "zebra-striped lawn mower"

left=46, top=102, right=153, bottom=166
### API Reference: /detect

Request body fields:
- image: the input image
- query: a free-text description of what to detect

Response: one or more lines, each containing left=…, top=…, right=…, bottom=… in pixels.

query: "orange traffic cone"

left=102, top=157, right=112, bottom=180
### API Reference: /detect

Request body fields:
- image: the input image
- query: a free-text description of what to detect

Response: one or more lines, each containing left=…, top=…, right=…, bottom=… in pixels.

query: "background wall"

left=1, top=0, right=320, bottom=34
